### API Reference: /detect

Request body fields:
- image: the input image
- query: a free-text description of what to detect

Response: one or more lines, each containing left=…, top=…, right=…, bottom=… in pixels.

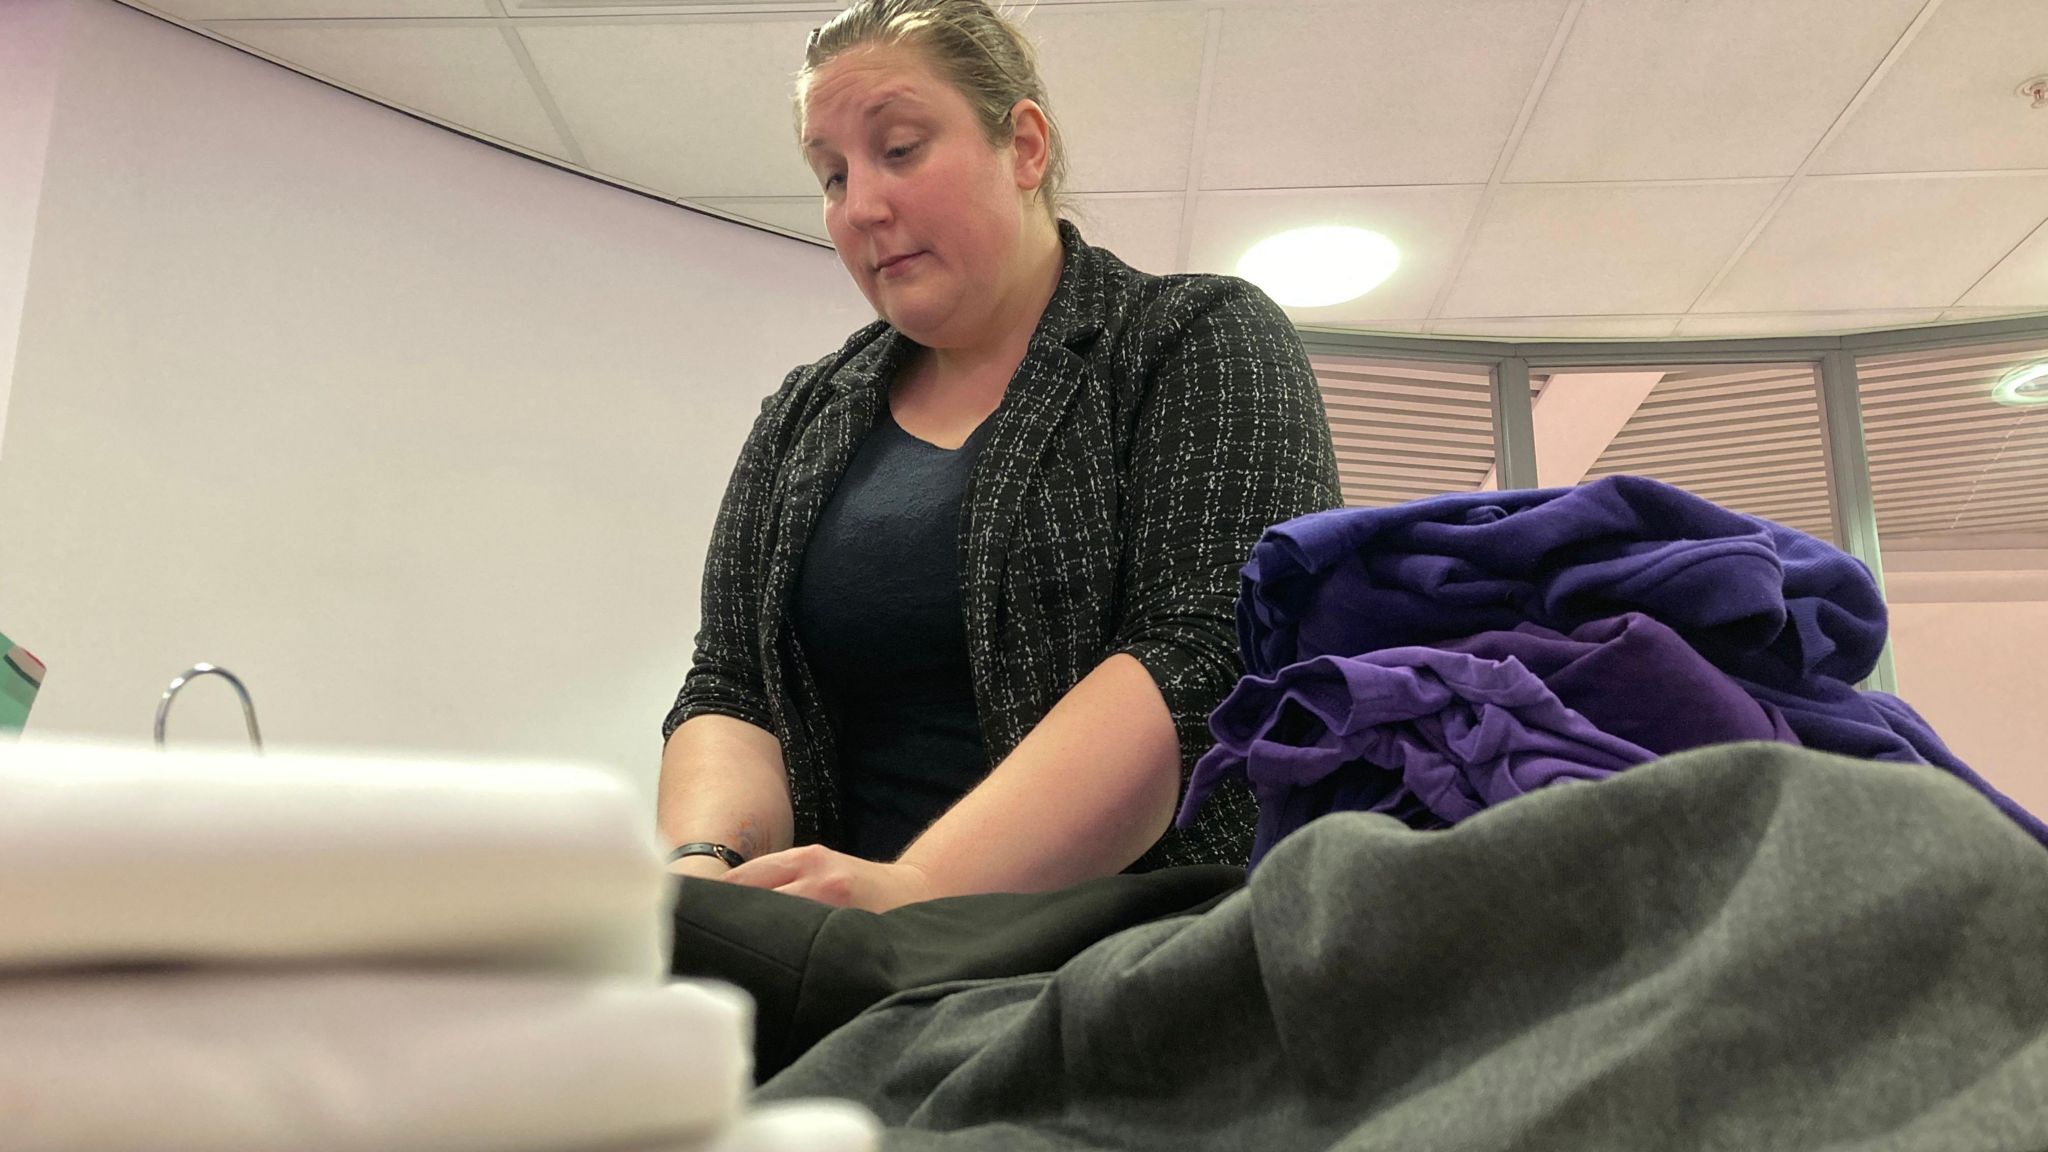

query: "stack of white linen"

left=0, top=739, right=877, bottom=1152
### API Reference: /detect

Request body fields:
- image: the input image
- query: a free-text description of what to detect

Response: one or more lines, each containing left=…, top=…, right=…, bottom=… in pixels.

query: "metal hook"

left=154, top=663, right=264, bottom=754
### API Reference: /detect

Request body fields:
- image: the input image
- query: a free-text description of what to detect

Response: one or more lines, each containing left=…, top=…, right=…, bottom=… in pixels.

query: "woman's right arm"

left=657, top=715, right=792, bottom=878
left=657, top=368, right=806, bottom=876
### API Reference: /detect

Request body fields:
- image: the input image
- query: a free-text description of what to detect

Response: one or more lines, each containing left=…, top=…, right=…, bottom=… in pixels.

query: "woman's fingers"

left=772, top=869, right=856, bottom=908
left=724, top=843, right=860, bottom=903
left=721, top=848, right=808, bottom=889
left=720, top=845, right=932, bottom=910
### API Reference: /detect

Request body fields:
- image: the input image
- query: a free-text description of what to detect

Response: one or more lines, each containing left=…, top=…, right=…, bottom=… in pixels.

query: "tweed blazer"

left=666, top=220, right=1341, bottom=869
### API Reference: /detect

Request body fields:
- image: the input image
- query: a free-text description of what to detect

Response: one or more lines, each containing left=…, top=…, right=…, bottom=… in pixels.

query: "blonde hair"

left=795, top=0, right=1069, bottom=223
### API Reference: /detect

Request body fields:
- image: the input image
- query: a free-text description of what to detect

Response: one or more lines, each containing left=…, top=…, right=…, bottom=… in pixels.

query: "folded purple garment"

left=1438, top=615, right=1798, bottom=755
left=1230, top=476, right=2048, bottom=849
left=1239, top=474, right=1882, bottom=690
left=1184, top=649, right=1651, bottom=864
left=1182, top=614, right=1798, bottom=864
left=1746, top=681, right=2047, bottom=843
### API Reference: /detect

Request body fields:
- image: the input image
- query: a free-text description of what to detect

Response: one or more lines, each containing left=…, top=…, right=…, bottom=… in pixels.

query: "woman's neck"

left=925, top=217, right=1064, bottom=382
left=889, top=218, right=1065, bottom=447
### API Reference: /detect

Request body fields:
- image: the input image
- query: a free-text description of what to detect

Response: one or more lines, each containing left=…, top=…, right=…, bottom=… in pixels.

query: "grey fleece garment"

left=759, top=742, right=2048, bottom=1151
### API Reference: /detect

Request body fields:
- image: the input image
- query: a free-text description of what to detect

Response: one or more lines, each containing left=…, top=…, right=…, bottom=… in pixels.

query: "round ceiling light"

left=1993, top=361, right=2048, bottom=406
left=1236, top=226, right=1400, bottom=308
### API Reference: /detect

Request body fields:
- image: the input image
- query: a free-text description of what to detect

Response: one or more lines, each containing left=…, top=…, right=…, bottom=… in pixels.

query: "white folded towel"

left=0, top=740, right=671, bottom=978
left=0, top=969, right=750, bottom=1152
left=707, top=1101, right=881, bottom=1152
left=527, top=1102, right=881, bottom=1152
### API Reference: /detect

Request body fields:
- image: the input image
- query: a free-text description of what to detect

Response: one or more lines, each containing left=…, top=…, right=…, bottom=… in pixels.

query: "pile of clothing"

left=746, top=477, right=2048, bottom=1150
left=0, top=739, right=876, bottom=1152
left=1180, top=474, right=2048, bottom=863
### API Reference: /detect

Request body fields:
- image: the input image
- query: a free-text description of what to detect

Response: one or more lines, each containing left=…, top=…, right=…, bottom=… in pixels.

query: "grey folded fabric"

left=759, top=743, right=2048, bottom=1152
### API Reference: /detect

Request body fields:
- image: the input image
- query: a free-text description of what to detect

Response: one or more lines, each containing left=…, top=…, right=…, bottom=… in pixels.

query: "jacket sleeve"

left=662, top=367, right=805, bottom=743
left=1109, top=277, right=1342, bottom=793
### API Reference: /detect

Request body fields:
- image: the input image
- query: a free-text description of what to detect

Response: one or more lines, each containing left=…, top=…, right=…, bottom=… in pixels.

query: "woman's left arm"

left=719, top=653, right=1177, bottom=908
left=724, top=280, right=1340, bottom=909
left=897, top=650, right=1181, bottom=895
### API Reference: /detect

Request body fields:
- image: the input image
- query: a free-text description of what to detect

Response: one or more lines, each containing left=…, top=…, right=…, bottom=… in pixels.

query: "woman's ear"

left=1007, top=99, right=1051, bottom=195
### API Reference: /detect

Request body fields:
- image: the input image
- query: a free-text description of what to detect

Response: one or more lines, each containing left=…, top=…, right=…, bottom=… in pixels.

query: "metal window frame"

left=1296, top=312, right=2048, bottom=694
left=1818, top=348, right=1895, bottom=693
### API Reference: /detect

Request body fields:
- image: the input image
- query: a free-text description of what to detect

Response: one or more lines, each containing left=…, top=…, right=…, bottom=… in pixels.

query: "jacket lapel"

left=759, top=327, right=907, bottom=660
left=960, top=341, right=1089, bottom=651
left=960, top=221, right=1108, bottom=691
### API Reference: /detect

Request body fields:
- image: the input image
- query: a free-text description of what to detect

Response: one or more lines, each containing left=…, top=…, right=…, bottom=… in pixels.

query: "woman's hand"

left=721, top=845, right=939, bottom=912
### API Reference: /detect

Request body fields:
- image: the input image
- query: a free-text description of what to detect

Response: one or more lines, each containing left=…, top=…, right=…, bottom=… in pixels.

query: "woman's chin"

left=876, top=297, right=950, bottom=342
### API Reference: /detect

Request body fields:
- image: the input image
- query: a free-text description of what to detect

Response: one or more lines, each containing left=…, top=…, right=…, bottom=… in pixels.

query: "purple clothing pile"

left=1179, top=475, right=2047, bottom=863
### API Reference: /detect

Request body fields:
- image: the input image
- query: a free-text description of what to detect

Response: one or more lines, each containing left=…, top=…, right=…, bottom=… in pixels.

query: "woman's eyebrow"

left=803, top=91, right=923, bottom=154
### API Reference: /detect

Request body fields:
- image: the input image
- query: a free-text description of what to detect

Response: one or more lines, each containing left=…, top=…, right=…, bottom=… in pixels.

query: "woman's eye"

left=823, top=173, right=844, bottom=190
left=885, top=142, right=919, bottom=161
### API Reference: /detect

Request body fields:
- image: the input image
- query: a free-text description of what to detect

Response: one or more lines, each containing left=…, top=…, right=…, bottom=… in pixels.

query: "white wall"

left=0, top=0, right=871, bottom=801
left=0, top=0, right=70, bottom=456
left=1887, top=556, right=2048, bottom=823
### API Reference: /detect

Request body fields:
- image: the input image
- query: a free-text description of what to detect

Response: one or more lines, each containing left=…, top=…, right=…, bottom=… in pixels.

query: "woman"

left=658, top=0, right=1339, bottom=912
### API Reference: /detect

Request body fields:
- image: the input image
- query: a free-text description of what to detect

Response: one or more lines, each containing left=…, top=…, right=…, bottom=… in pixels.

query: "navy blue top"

left=791, top=405, right=994, bottom=861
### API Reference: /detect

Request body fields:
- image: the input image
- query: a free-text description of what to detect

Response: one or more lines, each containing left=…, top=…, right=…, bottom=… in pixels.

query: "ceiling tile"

left=519, top=19, right=815, bottom=198
left=1432, top=316, right=1682, bottom=339
left=1188, top=186, right=1486, bottom=325
left=1700, top=175, right=2048, bottom=313
left=1023, top=7, right=1205, bottom=193
left=1815, top=0, right=2048, bottom=174
left=1673, top=310, right=1946, bottom=337
left=156, top=1, right=486, bottom=15
left=689, top=196, right=827, bottom=242
left=1442, top=182, right=1780, bottom=317
left=1957, top=218, right=2048, bottom=308
left=212, top=21, right=565, bottom=158
left=1201, top=0, right=1568, bottom=189
left=1065, top=195, right=1184, bottom=276
left=1507, top=0, right=1924, bottom=182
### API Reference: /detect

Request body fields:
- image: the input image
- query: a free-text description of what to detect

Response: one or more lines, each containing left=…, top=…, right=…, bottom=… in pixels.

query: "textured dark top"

left=790, top=407, right=993, bottom=862
left=667, top=219, right=1342, bottom=869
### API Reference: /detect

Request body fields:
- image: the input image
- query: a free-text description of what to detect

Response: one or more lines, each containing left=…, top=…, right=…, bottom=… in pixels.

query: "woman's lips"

left=877, top=251, right=924, bottom=275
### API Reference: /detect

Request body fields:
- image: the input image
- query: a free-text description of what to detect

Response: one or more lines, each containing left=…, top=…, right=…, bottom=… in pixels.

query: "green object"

left=1, top=632, right=44, bottom=734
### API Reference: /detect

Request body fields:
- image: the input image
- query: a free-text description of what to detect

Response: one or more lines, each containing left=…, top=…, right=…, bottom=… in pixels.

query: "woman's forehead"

left=801, top=48, right=949, bottom=135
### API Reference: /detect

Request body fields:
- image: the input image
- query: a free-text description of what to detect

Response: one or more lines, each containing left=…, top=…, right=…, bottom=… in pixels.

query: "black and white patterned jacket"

left=666, top=220, right=1341, bottom=869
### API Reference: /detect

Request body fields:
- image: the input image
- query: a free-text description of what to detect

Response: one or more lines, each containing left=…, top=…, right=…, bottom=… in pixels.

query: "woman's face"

left=800, top=45, right=1036, bottom=346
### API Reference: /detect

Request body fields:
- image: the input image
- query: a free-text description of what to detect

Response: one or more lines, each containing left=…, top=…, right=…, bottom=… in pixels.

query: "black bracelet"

left=667, top=842, right=748, bottom=868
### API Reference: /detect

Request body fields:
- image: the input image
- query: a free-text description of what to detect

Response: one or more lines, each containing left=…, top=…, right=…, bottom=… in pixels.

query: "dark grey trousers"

left=669, top=863, right=1245, bottom=1081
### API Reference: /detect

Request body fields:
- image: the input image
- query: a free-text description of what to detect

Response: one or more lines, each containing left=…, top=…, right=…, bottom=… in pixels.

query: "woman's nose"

left=843, top=171, right=890, bottom=229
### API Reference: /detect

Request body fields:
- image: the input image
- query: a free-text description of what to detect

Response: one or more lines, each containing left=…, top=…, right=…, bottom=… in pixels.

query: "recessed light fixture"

left=1236, top=226, right=1400, bottom=308
left=1993, top=361, right=2048, bottom=406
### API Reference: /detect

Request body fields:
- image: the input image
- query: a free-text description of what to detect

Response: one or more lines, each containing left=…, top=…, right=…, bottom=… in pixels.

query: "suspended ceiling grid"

left=116, top=0, right=2048, bottom=341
